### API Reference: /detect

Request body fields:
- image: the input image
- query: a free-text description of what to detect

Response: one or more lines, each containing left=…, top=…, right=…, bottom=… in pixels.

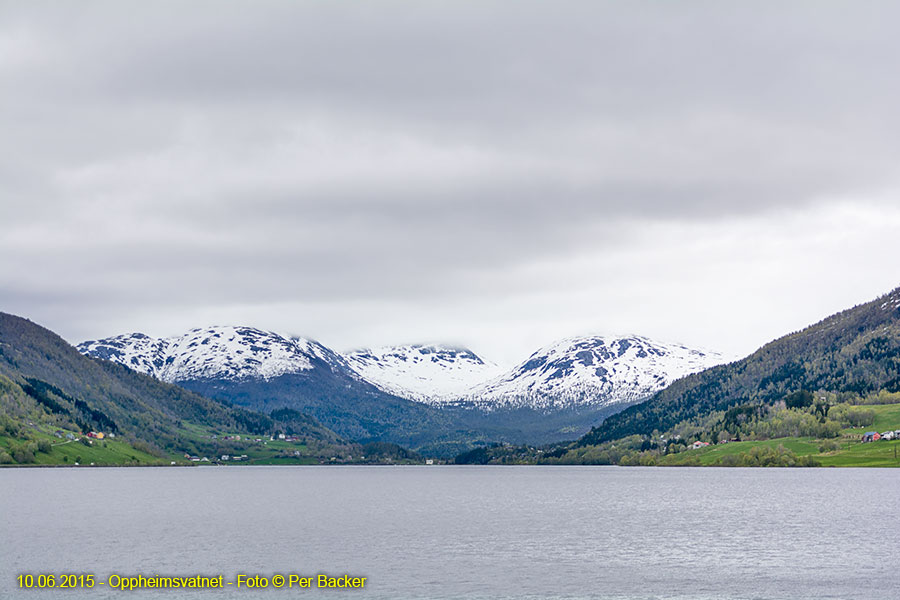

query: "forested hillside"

left=0, top=312, right=342, bottom=463
left=578, top=286, right=900, bottom=446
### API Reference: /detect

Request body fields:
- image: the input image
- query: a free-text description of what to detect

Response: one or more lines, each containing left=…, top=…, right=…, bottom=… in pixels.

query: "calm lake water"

left=2, top=466, right=898, bottom=600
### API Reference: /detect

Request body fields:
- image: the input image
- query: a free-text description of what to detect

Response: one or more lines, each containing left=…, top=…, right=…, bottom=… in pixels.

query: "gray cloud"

left=2, top=1, right=900, bottom=362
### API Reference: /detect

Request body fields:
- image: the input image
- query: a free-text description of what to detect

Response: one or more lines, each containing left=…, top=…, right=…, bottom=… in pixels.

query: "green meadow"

left=0, top=430, right=167, bottom=466
left=0, top=421, right=329, bottom=467
left=658, top=403, right=900, bottom=467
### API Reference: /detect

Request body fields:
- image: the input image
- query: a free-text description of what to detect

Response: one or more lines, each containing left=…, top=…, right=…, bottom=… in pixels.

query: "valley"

left=3, top=285, right=900, bottom=468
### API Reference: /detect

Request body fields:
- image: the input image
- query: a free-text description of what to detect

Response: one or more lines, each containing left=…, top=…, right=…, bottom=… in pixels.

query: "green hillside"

left=578, top=286, right=900, bottom=446
left=454, top=397, right=900, bottom=467
left=0, top=312, right=350, bottom=465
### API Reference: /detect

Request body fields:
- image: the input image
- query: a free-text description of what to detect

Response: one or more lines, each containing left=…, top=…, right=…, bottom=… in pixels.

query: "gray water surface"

left=2, top=466, right=898, bottom=600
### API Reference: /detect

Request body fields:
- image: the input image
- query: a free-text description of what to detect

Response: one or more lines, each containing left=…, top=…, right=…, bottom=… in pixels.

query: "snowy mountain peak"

left=344, top=344, right=504, bottom=403
left=79, top=327, right=726, bottom=415
left=77, top=326, right=334, bottom=383
left=513, top=334, right=712, bottom=377
left=465, top=334, right=726, bottom=411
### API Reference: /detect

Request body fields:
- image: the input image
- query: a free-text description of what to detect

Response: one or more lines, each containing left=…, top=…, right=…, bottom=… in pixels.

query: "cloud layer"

left=2, top=1, right=899, bottom=365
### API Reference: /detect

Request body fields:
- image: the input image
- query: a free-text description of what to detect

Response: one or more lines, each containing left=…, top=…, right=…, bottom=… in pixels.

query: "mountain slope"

left=0, top=313, right=340, bottom=459
left=338, top=335, right=726, bottom=448
left=578, top=286, right=900, bottom=446
left=344, top=344, right=503, bottom=403
left=78, top=328, right=727, bottom=450
left=79, top=327, right=459, bottom=448
left=465, top=336, right=725, bottom=411
left=79, top=326, right=334, bottom=383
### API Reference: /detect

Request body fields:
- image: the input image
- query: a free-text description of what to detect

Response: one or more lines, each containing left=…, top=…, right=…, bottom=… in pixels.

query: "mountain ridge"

left=577, top=285, right=900, bottom=446
left=0, top=312, right=343, bottom=461
left=79, top=326, right=344, bottom=383
left=80, top=330, right=724, bottom=415
left=461, top=335, right=725, bottom=411
left=80, top=327, right=462, bottom=449
left=344, top=344, right=504, bottom=403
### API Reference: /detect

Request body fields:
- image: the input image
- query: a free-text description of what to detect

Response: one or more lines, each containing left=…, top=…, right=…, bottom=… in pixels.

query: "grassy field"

left=658, top=403, right=900, bottom=467
left=841, top=403, right=900, bottom=436
left=658, top=438, right=820, bottom=466
left=0, top=430, right=169, bottom=466
left=0, top=420, right=329, bottom=467
left=1, top=418, right=412, bottom=466
left=817, top=438, right=900, bottom=467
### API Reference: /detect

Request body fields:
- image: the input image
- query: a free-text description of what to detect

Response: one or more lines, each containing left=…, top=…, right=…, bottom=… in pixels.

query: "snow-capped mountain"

left=77, top=327, right=726, bottom=449
left=463, top=335, right=726, bottom=411
left=77, top=326, right=345, bottom=383
left=77, top=326, right=452, bottom=447
left=78, top=328, right=725, bottom=413
left=344, top=345, right=504, bottom=403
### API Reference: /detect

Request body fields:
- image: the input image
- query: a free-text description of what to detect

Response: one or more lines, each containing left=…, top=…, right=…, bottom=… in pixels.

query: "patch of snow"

left=79, top=328, right=728, bottom=414
left=78, top=326, right=328, bottom=383
left=344, top=345, right=503, bottom=403
left=458, top=335, right=727, bottom=411
left=880, top=291, right=900, bottom=311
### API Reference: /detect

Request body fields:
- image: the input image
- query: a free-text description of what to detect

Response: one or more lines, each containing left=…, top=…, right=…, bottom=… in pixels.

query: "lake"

left=1, top=466, right=898, bottom=600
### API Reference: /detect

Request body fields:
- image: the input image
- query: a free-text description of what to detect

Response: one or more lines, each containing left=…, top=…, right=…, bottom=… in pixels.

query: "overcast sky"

left=2, top=1, right=899, bottom=366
